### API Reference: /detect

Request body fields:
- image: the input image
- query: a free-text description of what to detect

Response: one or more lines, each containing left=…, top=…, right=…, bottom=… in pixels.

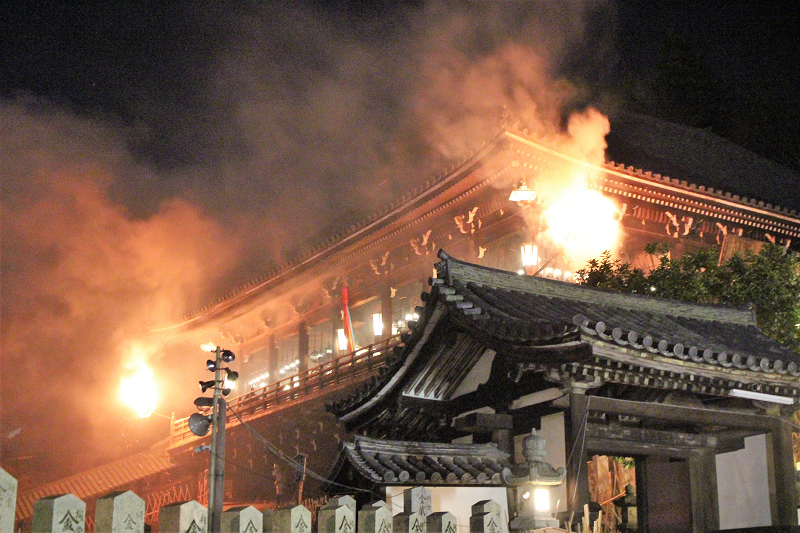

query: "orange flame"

left=542, top=173, right=619, bottom=267
left=120, top=359, right=158, bottom=418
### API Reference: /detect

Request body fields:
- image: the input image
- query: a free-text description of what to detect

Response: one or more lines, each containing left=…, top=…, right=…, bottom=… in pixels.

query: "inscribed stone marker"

left=158, top=500, right=207, bottom=533
left=357, top=501, right=392, bottom=533
left=403, top=488, right=432, bottom=517
left=273, top=505, right=311, bottom=533
left=32, top=494, right=86, bottom=533
left=95, top=491, right=145, bottom=533
left=324, top=496, right=357, bottom=516
left=221, top=506, right=263, bottom=533
left=0, top=467, right=18, bottom=533
left=470, top=500, right=504, bottom=533
left=393, top=512, right=426, bottom=533
left=317, top=502, right=355, bottom=533
left=426, top=512, right=456, bottom=533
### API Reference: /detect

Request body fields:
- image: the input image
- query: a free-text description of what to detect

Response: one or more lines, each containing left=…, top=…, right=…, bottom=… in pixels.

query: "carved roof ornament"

left=454, top=207, right=481, bottom=235
left=369, top=251, right=394, bottom=277
left=503, top=430, right=566, bottom=487
left=410, top=230, right=436, bottom=256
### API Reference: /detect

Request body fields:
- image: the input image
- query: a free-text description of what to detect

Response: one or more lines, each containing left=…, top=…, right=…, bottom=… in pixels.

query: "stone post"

left=325, top=496, right=357, bottom=516
left=95, top=491, right=145, bottom=533
left=469, top=500, right=504, bottom=533
left=403, top=488, right=432, bottom=517
left=32, top=494, right=86, bottom=533
left=0, top=467, right=18, bottom=533
left=358, top=501, right=392, bottom=533
left=262, top=509, right=275, bottom=533
left=221, top=506, right=263, bottom=533
left=317, top=500, right=355, bottom=533
left=273, top=505, right=311, bottom=533
left=158, top=500, right=208, bottom=533
left=426, top=512, right=456, bottom=533
left=392, top=512, right=425, bottom=533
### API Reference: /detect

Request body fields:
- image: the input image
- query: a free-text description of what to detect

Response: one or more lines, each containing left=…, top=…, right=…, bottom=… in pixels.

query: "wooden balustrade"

left=169, top=334, right=403, bottom=449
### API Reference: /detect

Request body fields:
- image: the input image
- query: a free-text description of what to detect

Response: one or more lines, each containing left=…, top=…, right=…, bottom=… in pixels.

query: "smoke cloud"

left=1, top=1, right=614, bottom=480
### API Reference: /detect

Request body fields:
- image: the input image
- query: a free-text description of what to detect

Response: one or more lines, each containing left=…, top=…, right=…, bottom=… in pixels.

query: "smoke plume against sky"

left=2, top=0, right=795, bottom=480
left=1, top=0, right=617, bottom=479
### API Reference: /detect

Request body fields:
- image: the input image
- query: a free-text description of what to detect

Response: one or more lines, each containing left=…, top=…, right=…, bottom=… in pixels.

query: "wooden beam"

left=453, top=412, right=513, bottom=433
left=583, top=395, right=776, bottom=431
left=585, top=423, right=718, bottom=450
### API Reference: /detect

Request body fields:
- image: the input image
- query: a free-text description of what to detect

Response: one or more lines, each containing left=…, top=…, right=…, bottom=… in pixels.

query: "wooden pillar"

left=267, top=334, right=278, bottom=385
left=635, top=456, right=649, bottom=533
left=767, top=419, right=799, bottom=526
left=688, top=449, right=719, bottom=533
left=298, top=322, right=309, bottom=373
left=379, top=283, right=392, bottom=342
left=332, top=294, right=344, bottom=356
left=565, top=393, right=590, bottom=516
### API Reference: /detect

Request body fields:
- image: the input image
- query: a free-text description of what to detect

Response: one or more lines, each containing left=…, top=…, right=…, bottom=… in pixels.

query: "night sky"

left=1, top=0, right=798, bottom=480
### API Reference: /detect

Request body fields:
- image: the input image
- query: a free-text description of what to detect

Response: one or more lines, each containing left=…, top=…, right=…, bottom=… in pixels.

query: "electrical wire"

left=226, top=403, right=379, bottom=497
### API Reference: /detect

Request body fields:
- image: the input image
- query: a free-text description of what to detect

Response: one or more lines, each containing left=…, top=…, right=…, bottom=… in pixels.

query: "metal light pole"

left=209, top=399, right=226, bottom=533
left=208, top=346, right=225, bottom=533
left=192, top=344, right=237, bottom=533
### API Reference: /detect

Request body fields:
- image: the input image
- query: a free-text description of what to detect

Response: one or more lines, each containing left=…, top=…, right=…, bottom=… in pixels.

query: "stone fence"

left=1, top=467, right=510, bottom=533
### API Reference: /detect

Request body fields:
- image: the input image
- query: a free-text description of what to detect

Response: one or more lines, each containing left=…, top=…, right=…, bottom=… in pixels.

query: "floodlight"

left=200, top=343, right=217, bottom=353
left=221, top=350, right=235, bottom=363
left=194, top=397, right=214, bottom=408
left=199, top=380, right=216, bottom=393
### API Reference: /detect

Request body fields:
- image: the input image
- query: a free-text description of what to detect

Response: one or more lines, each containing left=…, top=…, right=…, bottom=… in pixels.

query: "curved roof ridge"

left=436, top=250, right=757, bottom=327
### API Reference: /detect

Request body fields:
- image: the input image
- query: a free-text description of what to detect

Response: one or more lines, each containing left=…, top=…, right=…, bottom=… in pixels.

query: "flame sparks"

left=120, top=360, right=158, bottom=418
left=542, top=174, right=620, bottom=266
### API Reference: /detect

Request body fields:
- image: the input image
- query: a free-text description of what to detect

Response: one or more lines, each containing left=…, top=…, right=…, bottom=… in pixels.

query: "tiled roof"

left=152, top=120, right=800, bottom=336
left=606, top=111, right=800, bottom=217
left=328, top=252, right=800, bottom=429
left=15, top=447, right=173, bottom=521
left=326, top=436, right=514, bottom=489
left=435, top=250, right=800, bottom=376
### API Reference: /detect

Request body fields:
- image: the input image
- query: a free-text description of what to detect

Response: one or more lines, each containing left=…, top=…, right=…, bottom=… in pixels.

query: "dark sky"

left=1, top=0, right=798, bottom=479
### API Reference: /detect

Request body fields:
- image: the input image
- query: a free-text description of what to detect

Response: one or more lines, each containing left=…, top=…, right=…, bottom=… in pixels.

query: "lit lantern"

left=373, top=313, right=383, bottom=336
left=509, top=183, right=537, bottom=204
left=337, top=328, right=348, bottom=351
left=520, top=244, right=538, bottom=275
left=533, top=488, right=550, bottom=512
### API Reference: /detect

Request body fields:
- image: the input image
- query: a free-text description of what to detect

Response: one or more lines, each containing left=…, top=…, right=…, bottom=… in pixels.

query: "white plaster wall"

left=386, top=486, right=510, bottom=533
left=715, top=433, right=772, bottom=529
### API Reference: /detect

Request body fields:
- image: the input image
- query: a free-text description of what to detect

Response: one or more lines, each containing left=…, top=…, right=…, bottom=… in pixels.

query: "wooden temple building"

left=14, top=119, right=800, bottom=532
left=326, top=250, right=800, bottom=532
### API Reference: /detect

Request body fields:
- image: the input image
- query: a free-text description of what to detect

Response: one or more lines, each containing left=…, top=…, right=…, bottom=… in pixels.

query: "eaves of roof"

left=16, top=447, right=174, bottom=522
left=153, top=124, right=800, bottom=338
left=325, top=436, right=513, bottom=490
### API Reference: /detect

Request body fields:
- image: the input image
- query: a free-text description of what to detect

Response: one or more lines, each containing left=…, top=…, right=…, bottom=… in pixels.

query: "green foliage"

left=576, top=243, right=800, bottom=352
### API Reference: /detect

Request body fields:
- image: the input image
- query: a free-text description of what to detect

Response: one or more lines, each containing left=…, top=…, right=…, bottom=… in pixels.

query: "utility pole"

left=190, top=345, right=238, bottom=533
left=209, top=395, right=226, bottom=533
left=207, top=346, right=222, bottom=533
